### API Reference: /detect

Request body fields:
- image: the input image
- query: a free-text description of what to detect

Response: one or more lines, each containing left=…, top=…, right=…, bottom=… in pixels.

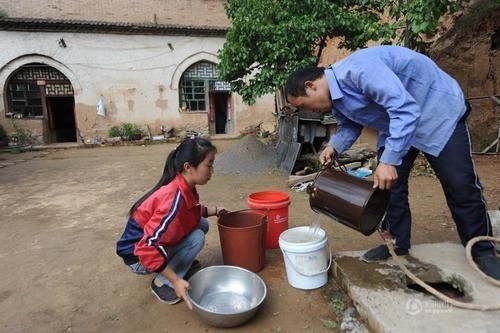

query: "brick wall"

left=0, top=0, right=229, bottom=27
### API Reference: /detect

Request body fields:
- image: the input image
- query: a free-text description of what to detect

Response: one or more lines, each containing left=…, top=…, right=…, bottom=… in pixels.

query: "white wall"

left=0, top=30, right=275, bottom=141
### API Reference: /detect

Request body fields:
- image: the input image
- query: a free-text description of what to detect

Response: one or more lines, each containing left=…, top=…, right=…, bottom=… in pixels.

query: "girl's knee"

left=190, top=229, right=205, bottom=250
left=199, top=217, right=209, bottom=234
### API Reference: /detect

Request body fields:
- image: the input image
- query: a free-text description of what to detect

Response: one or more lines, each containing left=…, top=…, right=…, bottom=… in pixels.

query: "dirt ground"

left=0, top=141, right=498, bottom=333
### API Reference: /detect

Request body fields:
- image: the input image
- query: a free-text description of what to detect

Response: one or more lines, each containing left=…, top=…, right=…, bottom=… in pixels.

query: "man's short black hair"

left=285, top=66, right=325, bottom=98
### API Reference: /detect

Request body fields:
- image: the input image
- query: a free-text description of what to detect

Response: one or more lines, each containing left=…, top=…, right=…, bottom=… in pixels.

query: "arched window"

left=6, top=63, right=73, bottom=118
left=179, top=61, right=230, bottom=112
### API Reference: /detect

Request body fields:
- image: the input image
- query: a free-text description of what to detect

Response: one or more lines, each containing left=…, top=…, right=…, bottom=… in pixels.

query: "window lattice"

left=181, top=80, right=206, bottom=111
left=13, top=66, right=69, bottom=82
left=183, top=61, right=219, bottom=79
left=7, top=83, right=43, bottom=117
left=6, top=64, right=73, bottom=118
left=179, top=61, right=230, bottom=112
left=210, top=80, right=231, bottom=92
left=46, top=83, right=74, bottom=96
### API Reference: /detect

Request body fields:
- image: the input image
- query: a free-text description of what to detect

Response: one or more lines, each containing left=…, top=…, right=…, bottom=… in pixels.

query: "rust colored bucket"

left=307, top=166, right=390, bottom=236
left=217, top=210, right=267, bottom=272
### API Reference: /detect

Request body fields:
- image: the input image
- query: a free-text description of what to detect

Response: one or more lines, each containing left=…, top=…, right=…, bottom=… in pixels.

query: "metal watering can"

left=307, top=163, right=390, bottom=236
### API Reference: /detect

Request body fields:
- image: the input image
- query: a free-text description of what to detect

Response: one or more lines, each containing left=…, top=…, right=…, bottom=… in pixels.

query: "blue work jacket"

left=326, top=45, right=466, bottom=165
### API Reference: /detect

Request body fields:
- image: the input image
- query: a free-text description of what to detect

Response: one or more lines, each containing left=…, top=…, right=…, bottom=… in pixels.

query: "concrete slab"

left=333, top=242, right=500, bottom=333
left=489, top=210, right=500, bottom=237
left=32, top=142, right=80, bottom=150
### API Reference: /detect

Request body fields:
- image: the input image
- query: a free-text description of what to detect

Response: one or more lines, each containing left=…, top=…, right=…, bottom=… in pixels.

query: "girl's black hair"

left=128, top=136, right=216, bottom=217
left=284, top=66, right=325, bottom=99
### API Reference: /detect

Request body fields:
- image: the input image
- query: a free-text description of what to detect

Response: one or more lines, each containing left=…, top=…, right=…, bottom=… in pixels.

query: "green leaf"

left=219, top=0, right=465, bottom=104
left=321, top=319, right=338, bottom=330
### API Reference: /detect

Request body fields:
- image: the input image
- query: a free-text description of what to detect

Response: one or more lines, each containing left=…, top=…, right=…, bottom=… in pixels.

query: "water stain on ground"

left=333, top=256, right=404, bottom=290
left=0, top=289, right=13, bottom=303
left=334, top=254, right=473, bottom=302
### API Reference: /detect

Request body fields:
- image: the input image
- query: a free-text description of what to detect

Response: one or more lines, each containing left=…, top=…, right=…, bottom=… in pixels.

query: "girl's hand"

left=172, top=278, right=193, bottom=310
left=212, top=206, right=229, bottom=217
left=217, top=207, right=229, bottom=217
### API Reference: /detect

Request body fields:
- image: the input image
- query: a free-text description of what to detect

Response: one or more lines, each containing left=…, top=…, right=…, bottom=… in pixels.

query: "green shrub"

left=108, top=123, right=143, bottom=141
left=122, top=123, right=142, bottom=140
left=122, top=123, right=143, bottom=140
left=12, top=121, right=33, bottom=145
left=108, top=126, right=122, bottom=138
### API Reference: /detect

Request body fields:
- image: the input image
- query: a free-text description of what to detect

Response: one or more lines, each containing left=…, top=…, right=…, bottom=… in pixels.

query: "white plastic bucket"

left=279, top=226, right=331, bottom=290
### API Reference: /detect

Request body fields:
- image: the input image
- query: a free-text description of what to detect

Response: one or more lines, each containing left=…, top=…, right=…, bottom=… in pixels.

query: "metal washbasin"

left=188, top=265, right=267, bottom=327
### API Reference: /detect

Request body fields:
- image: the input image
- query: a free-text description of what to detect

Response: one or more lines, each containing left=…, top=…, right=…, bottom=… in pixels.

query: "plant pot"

left=9, top=144, right=32, bottom=154
left=20, top=144, right=32, bottom=152
left=10, top=145, right=21, bottom=154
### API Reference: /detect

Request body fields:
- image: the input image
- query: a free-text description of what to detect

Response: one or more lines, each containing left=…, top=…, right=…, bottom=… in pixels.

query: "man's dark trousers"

left=378, top=119, right=495, bottom=258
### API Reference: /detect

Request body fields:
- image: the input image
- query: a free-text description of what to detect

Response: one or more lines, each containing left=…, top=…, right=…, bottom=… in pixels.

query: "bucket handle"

left=310, top=159, right=349, bottom=191
left=280, top=241, right=332, bottom=277
left=219, top=208, right=271, bottom=223
left=223, top=208, right=271, bottom=216
left=322, top=158, right=348, bottom=173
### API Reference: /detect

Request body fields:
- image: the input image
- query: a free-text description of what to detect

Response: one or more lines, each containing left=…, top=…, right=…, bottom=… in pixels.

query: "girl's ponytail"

left=128, top=148, right=177, bottom=217
left=163, top=148, right=178, bottom=185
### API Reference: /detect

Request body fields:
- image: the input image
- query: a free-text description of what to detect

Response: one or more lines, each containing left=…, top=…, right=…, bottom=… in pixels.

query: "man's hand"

left=319, top=145, right=335, bottom=165
left=373, top=163, right=398, bottom=190
left=172, top=278, right=193, bottom=310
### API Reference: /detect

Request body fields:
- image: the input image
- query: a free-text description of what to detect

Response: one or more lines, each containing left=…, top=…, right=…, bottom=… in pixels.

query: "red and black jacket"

left=116, top=174, right=206, bottom=273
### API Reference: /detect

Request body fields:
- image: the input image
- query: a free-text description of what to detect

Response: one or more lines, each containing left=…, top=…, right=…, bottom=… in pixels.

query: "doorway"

left=47, top=97, right=76, bottom=142
left=212, top=92, right=229, bottom=134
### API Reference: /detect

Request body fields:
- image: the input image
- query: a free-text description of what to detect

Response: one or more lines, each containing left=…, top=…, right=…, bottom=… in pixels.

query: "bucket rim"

left=217, top=210, right=267, bottom=231
left=187, top=265, right=267, bottom=315
left=219, top=209, right=268, bottom=217
left=279, top=226, right=326, bottom=246
left=217, top=222, right=266, bottom=231
left=248, top=200, right=290, bottom=209
left=358, top=188, right=390, bottom=235
left=248, top=190, right=290, bottom=203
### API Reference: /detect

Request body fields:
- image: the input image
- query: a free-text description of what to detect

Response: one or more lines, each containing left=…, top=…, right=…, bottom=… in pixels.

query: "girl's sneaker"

left=150, top=278, right=181, bottom=304
left=190, top=259, right=201, bottom=270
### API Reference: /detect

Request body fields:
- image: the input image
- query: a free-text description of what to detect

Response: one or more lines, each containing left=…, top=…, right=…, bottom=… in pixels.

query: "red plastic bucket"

left=247, top=191, right=290, bottom=249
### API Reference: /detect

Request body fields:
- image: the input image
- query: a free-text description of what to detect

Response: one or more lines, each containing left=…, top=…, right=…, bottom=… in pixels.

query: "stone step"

left=332, top=242, right=500, bottom=333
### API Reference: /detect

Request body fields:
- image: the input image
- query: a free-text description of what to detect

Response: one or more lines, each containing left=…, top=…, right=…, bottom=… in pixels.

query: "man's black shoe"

left=361, top=244, right=409, bottom=263
left=474, top=255, right=500, bottom=280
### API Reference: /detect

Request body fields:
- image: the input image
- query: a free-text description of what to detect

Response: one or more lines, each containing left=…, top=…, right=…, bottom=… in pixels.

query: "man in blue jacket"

left=285, top=45, right=499, bottom=279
